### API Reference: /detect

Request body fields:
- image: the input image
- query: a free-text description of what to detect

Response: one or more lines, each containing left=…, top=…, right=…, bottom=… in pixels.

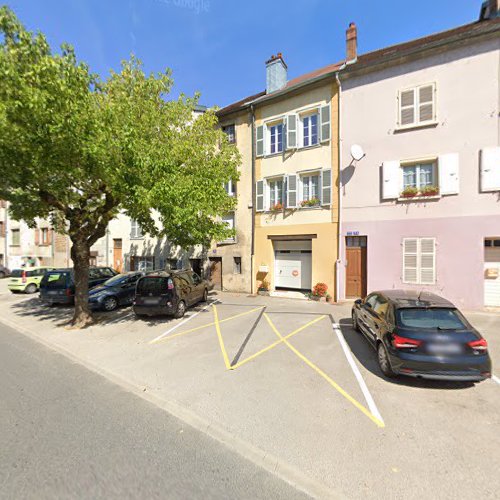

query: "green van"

left=8, top=267, right=54, bottom=294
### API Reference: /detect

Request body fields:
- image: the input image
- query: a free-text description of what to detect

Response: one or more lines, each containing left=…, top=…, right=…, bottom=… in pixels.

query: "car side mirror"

left=354, top=299, right=363, bottom=306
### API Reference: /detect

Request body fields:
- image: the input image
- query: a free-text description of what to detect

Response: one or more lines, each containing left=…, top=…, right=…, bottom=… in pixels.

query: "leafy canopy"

left=0, top=6, right=240, bottom=248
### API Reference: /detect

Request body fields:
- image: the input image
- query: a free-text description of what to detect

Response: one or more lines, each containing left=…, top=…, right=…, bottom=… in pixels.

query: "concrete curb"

left=1, top=316, right=343, bottom=500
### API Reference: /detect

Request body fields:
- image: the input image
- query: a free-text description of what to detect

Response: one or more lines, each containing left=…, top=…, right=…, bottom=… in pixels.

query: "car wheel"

left=352, top=310, right=360, bottom=332
left=103, top=296, right=118, bottom=312
left=25, top=283, right=37, bottom=294
left=202, top=288, right=208, bottom=302
left=377, top=342, right=397, bottom=378
left=174, top=300, right=186, bottom=319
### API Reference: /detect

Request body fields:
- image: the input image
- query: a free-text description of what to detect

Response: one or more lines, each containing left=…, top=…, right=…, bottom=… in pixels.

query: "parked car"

left=351, top=290, right=492, bottom=382
left=0, top=265, right=10, bottom=279
left=88, top=271, right=144, bottom=311
left=133, top=269, right=209, bottom=318
left=39, top=267, right=118, bottom=305
left=8, top=266, right=54, bottom=294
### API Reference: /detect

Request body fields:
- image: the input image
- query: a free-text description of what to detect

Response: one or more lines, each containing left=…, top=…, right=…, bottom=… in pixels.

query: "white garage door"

left=485, top=241, right=500, bottom=307
left=274, top=240, right=312, bottom=290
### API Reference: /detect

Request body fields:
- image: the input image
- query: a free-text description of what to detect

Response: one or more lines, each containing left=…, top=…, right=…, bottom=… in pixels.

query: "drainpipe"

left=4, top=202, right=9, bottom=269
left=335, top=58, right=357, bottom=302
left=250, top=104, right=256, bottom=294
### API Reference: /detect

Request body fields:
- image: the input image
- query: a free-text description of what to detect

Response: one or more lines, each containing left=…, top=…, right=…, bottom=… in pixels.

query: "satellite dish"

left=350, top=144, right=365, bottom=161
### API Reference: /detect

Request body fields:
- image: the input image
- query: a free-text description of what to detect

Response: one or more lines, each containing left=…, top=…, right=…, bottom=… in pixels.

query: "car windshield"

left=42, top=272, right=69, bottom=288
left=103, top=274, right=128, bottom=286
left=396, top=308, right=468, bottom=330
left=136, top=277, right=170, bottom=295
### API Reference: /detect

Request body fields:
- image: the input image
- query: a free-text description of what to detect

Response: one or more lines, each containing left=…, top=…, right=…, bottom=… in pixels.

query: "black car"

left=0, top=265, right=10, bottom=279
left=88, top=271, right=144, bottom=311
left=351, top=290, right=492, bottom=382
left=133, top=269, right=209, bottom=318
left=40, top=267, right=118, bottom=305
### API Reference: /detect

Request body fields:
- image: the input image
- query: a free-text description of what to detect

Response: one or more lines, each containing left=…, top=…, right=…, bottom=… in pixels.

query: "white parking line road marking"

left=492, top=374, right=500, bottom=385
left=331, top=322, right=385, bottom=427
left=150, top=299, right=220, bottom=344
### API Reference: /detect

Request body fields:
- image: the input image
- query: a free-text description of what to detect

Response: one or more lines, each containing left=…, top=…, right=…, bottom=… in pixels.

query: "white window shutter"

left=255, top=180, right=264, bottom=212
left=399, top=89, right=415, bottom=126
left=419, top=85, right=434, bottom=122
left=321, top=169, right=332, bottom=205
left=286, top=174, right=298, bottom=208
left=286, top=114, right=297, bottom=149
left=438, top=153, right=459, bottom=195
left=382, top=160, right=402, bottom=199
left=420, top=238, right=436, bottom=285
left=256, top=125, right=264, bottom=157
left=480, top=147, right=500, bottom=192
left=403, top=238, right=418, bottom=284
left=319, top=104, right=331, bottom=142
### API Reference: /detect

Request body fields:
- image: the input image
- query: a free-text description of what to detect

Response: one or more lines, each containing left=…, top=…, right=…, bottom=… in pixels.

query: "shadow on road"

left=338, top=317, right=475, bottom=391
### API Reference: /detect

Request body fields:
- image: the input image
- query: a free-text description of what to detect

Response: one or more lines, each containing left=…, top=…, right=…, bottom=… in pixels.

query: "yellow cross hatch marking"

left=263, top=314, right=385, bottom=429
left=213, top=305, right=231, bottom=370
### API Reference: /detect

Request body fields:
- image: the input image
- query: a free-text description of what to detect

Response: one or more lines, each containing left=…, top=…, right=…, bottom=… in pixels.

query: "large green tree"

left=0, top=7, right=239, bottom=327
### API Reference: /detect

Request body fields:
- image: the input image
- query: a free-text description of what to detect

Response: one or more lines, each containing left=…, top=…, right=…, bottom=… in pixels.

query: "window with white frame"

left=222, top=124, right=236, bottom=144
left=268, top=178, right=284, bottom=208
left=221, top=213, right=235, bottom=242
left=402, top=162, right=437, bottom=193
left=224, top=179, right=236, bottom=197
left=269, top=123, right=283, bottom=154
left=399, top=83, right=436, bottom=128
left=403, top=238, right=436, bottom=285
left=301, top=113, right=318, bottom=147
left=130, top=219, right=143, bottom=239
left=300, top=173, right=320, bottom=206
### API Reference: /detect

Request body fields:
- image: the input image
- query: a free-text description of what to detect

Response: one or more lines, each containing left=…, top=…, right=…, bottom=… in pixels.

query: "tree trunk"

left=70, top=237, right=93, bottom=328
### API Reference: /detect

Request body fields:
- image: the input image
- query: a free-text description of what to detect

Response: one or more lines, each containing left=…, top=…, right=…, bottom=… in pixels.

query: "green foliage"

left=0, top=5, right=240, bottom=248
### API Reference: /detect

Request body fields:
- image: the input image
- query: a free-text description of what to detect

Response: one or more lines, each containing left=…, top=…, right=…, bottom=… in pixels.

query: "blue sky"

left=7, top=0, right=481, bottom=107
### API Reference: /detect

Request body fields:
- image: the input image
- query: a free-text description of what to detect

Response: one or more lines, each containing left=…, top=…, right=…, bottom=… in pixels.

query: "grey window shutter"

left=256, top=180, right=264, bottom=212
left=286, top=174, right=298, bottom=208
left=320, top=104, right=331, bottom=142
left=321, top=169, right=332, bottom=205
left=256, top=125, right=264, bottom=157
left=286, top=114, right=297, bottom=149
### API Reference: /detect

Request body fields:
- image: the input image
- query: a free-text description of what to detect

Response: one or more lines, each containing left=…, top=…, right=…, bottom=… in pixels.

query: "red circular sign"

left=292, top=270, right=299, bottom=277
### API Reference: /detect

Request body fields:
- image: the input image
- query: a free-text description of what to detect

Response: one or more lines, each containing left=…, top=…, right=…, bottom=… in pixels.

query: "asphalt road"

left=0, top=322, right=309, bottom=500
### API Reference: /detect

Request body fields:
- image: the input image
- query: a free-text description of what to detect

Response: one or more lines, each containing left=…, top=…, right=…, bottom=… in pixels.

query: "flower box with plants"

left=400, top=186, right=419, bottom=198
left=270, top=202, right=283, bottom=213
left=310, top=282, right=328, bottom=301
left=257, top=279, right=270, bottom=296
left=420, top=185, right=439, bottom=196
left=300, top=198, right=320, bottom=208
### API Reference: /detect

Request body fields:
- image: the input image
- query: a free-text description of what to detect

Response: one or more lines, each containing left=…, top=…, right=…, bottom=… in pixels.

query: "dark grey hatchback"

left=133, top=269, right=209, bottom=319
left=352, top=290, right=492, bottom=382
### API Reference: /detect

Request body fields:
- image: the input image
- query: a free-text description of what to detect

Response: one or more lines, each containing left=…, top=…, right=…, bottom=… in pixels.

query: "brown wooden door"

left=113, top=239, right=123, bottom=273
left=346, top=240, right=367, bottom=298
left=209, top=257, right=222, bottom=291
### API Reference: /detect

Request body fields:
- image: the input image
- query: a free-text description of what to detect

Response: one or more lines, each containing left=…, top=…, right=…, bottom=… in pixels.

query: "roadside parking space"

left=149, top=296, right=385, bottom=428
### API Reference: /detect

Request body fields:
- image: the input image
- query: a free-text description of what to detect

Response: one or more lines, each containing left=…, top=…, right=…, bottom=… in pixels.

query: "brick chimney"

left=266, top=53, right=287, bottom=94
left=346, top=22, right=357, bottom=62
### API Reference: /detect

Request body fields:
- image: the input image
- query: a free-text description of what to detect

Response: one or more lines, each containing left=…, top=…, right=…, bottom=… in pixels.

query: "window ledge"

left=217, top=239, right=236, bottom=246
left=130, top=236, right=144, bottom=240
left=298, top=205, right=322, bottom=210
left=394, top=121, right=438, bottom=133
left=262, top=151, right=284, bottom=159
left=397, top=195, right=441, bottom=202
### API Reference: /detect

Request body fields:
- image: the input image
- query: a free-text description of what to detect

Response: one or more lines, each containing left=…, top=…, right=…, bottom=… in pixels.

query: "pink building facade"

left=338, top=18, right=500, bottom=309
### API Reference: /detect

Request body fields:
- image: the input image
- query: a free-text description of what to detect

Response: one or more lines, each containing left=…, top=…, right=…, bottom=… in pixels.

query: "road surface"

left=0, top=322, right=309, bottom=499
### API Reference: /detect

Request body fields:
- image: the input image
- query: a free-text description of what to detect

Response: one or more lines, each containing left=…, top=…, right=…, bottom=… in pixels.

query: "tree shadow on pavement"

left=11, top=297, right=75, bottom=328
left=338, top=317, right=475, bottom=391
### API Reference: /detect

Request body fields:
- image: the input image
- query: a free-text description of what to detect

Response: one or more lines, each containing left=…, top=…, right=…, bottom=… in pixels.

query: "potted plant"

left=270, top=202, right=283, bottom=213
left=311, top=282, right=328, bottom=301
left=401, top=186, right=419, bottom=198
left=300, top=197, right=320, bottom=208
left=258, top=279, right=270, bottom=296
left=420, top=185, right=439, bottom=196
